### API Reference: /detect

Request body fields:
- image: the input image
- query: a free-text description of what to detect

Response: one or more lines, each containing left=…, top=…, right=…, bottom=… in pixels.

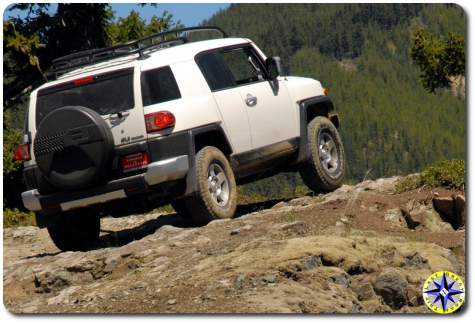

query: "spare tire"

left=34, top=106, right=114, bottom=191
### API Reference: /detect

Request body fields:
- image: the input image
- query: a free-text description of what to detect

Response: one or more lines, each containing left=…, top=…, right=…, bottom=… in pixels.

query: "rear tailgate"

left=35, top=67, right=147, bottom=147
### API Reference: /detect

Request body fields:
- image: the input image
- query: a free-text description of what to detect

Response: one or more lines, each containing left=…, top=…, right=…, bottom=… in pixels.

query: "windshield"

left=35, top=68, right=134, bottom=126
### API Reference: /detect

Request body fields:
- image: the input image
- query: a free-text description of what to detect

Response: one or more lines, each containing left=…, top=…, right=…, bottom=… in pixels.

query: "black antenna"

left=52, top=26, right=227, bottom=77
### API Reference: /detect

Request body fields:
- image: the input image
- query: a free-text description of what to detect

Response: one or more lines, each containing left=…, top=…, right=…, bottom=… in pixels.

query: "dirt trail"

left=3, top=177, right=465, bottom=313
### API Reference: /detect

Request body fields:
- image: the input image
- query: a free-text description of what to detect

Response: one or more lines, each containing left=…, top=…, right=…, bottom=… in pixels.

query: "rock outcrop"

left=3, top=176, right=465, bottom=313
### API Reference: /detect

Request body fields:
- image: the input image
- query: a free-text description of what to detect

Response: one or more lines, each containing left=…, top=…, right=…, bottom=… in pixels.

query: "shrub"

left=3, top=208, right=36, bottom=228
left=395, top=159, right=465, bottom=193
left=395, top=174, right=422, bottom=193
left=420, top=159, right=465, bottom=189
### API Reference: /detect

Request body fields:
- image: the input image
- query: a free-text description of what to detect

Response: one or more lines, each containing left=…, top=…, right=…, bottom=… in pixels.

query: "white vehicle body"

left=27, top=38, right=324, bottom=162
left=20, top=30, right=338, bottom=228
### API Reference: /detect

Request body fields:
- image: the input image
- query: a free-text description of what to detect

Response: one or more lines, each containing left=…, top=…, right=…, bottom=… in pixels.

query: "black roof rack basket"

left=52, top=26, right=227, bottom=77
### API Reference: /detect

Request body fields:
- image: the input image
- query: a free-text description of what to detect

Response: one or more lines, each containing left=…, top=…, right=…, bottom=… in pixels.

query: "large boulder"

left=355, top=176, right=401, bottom=193
left=432, top=195, right=465, bottom=229
left=407, top=204, right=454, bottom=232
left=373, top=270, right=408, bottom=309
left=432, top=196, right=454, bottom=219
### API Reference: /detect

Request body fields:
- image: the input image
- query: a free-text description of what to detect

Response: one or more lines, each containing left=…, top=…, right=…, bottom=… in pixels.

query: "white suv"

left=17, top=27, right=345, bottom=251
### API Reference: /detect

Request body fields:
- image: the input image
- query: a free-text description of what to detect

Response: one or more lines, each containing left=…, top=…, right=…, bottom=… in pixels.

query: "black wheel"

left=47, top=209, right=100, bottom=251
left=299, top=116, right=345, bottom=192
left=185, top=146, right=237, bottom=226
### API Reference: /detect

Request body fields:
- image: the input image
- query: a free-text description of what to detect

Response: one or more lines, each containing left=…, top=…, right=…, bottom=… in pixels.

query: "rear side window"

left=36, top=68, right=134, bottom=126
left=141, top=66, right=181, bottom=106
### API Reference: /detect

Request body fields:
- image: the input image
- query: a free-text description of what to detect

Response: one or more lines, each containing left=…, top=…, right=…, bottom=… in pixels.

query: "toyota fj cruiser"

left=17, top=27, right=345, bottom=251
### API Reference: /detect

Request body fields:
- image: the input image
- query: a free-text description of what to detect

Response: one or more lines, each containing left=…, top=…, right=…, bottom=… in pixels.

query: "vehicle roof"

left=36, top=37, right=251, bottom=91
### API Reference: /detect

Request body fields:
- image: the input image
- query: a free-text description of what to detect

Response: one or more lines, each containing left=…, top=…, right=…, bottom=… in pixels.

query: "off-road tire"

left=185, top=146, right=237, bottom=226
left=47, top=210, right=100, bottom=251
left=299, top=116, right=345, bottom=192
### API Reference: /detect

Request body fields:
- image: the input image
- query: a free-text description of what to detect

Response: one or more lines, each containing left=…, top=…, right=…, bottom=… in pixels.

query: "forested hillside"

left=206, top=3, right=465, bottom=194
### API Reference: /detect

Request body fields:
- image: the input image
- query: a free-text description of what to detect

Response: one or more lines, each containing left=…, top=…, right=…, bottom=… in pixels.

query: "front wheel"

left=47, top=209, right=100, bottom=251
left=299, top=116, right=345, bottom=192
left=184, top=146, right=237, bottom=226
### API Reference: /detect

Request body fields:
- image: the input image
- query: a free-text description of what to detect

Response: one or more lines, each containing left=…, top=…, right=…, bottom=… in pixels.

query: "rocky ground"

left=3, top=177, right=465, bottom=313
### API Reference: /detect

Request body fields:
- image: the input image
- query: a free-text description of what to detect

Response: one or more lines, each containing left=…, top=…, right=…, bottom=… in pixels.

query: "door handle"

left=245, top=93, right=257, bottom=107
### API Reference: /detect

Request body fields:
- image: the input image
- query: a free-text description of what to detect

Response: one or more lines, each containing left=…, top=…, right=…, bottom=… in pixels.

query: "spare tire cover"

left=34, top=106, right=114, bottom=190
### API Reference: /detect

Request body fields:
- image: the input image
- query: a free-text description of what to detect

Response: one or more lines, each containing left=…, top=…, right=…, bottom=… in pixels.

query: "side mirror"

left=266, top=56, right=283, bottom=79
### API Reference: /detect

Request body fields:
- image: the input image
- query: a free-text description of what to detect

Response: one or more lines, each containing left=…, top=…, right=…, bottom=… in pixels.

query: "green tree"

left=3, top=21, right=46, bottom=80
left=107, top=10, right=146, bottom=44
left=146, top=11, right=178, bottom=34
left=411, top=28, right=465, bottom=93
left=3, top=3, right=113, bottom=110
left=107, top=10, right=182, bottom=45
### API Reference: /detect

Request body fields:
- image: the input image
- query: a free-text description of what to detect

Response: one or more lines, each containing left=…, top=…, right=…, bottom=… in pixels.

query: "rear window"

left=35, top=68, right=134, bottom=126
left=141, top=66, right=181, bottom=106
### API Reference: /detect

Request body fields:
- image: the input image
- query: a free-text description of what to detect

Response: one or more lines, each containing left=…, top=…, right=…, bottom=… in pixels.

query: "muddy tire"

left=47, top=210, right=100, bottom=251
left=185, top=146, right=237, bottom=226
left=299, top=116, right=345, bottom=192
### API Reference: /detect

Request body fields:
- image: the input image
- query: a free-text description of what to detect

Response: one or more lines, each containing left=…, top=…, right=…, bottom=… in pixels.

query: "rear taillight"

left=121, top=152, right=149, bottom=172
left=14, top=143, right=31, bottom=161
left=145, top=111, right=175, bottom=133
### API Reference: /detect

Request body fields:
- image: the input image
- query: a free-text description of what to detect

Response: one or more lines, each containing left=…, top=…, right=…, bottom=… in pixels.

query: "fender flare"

left=297, top=95, right=340, bottom=164
left=184, top=123, right=233, bottom=195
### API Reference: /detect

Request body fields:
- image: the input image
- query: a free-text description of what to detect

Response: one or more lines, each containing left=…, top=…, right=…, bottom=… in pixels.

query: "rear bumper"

left=22, top=155, right=189, bottom=212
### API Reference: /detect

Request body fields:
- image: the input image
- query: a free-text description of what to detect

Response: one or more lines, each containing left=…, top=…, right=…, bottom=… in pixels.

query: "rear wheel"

left=184, top=146, right=237, bottom=226
left=47, top=209, right=100, bottom=251
left=299, top=116, right=345, bottom=192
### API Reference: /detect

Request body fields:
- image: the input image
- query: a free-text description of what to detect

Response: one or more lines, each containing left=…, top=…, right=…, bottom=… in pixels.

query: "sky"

left=113, top=3, right=229, bottom=26
left=3, top=3, right=230, bottom=27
